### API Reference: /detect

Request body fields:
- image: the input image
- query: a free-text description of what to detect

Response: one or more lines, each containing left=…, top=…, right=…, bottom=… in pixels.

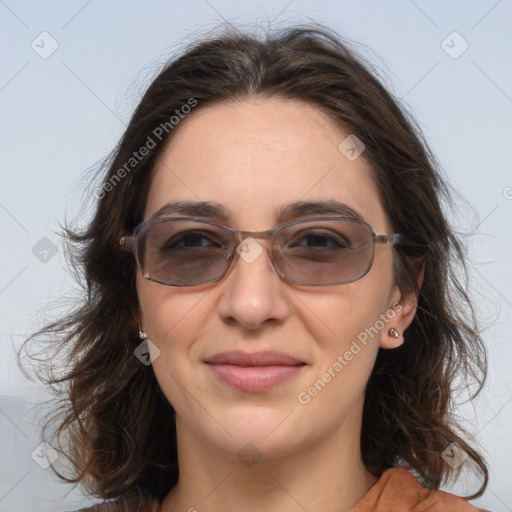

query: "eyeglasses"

left=118, top=216, right=403, bottom=287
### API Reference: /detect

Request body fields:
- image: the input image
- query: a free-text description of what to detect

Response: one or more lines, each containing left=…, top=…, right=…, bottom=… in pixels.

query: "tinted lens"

left=275, top=219, right=374, bottom=285
left=137, top=220, right=232, bottom=285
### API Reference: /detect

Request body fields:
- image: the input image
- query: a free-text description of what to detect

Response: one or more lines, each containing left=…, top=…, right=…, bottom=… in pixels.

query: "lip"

left=205, top=350, right=306, bottom=392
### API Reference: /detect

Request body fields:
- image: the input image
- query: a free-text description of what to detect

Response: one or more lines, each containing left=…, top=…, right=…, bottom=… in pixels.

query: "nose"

left=216, top=237, right=291, bottom=330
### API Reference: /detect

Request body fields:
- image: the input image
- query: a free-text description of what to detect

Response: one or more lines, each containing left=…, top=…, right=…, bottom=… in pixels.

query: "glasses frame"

left=118, top=216, right=403, bottom=287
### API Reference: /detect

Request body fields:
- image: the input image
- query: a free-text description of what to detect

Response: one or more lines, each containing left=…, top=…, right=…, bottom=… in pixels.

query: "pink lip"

left=205, top=350, right=306, bottom=392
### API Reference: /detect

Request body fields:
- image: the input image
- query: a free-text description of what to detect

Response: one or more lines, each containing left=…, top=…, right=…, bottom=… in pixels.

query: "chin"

left=196, top=405, right=310, bottom=460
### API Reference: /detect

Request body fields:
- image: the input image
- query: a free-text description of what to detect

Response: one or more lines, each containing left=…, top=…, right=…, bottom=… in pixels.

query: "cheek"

left=294, top=284, right=392, bottom=421
left=136, top=275, right=223, bottom=389
left=136, top=278, right=209, bottom=374
left=302, top=278, right=394, bottom=353
left=137, top=274, right=209, bottom=337
left=298, top=260, right=395, bottom=375
left=300, top=290, right=383, bottom=380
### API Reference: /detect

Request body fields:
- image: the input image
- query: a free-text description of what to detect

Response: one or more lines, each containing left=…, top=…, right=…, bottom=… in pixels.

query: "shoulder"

left=351, top=467, right=491, bottom=512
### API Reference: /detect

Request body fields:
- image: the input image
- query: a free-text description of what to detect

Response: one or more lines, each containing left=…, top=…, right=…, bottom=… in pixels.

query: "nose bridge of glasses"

left=229, top=228, right=280, bottom=272
left=232, top=228, right=274, bottom=248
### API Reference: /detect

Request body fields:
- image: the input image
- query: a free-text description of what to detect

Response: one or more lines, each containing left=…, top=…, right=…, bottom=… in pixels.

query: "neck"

left=161, top=406, right=378, bottom=512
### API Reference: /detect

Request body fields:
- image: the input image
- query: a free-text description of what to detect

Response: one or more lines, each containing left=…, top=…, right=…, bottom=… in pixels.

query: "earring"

left=139, top=325, right=147, bottom=340
left=388, top=328, right=400, bottom=338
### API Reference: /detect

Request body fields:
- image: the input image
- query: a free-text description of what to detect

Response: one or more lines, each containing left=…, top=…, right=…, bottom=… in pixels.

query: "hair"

left=21, top=22, right=488, bottom=506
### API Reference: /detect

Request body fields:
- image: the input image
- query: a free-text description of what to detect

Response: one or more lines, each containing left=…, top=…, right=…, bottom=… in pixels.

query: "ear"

left=379, top=261, right=424, bottom=350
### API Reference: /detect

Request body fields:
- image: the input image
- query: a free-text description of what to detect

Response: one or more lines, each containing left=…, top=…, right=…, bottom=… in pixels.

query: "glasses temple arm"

left=375, top=234, right=430, bottom=251
left=374, top=233, right=402, bottom=245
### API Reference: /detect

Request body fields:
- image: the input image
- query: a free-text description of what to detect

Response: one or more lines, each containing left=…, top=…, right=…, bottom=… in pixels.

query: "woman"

left=26, top=24, right=490, bottom=511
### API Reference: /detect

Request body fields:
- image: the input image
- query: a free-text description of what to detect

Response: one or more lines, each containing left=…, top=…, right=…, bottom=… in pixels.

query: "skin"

left=136, top=97, right=419, bottom=512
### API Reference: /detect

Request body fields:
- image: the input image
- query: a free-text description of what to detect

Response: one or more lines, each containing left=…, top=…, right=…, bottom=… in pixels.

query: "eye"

left=163, top=230, right=224, bottom=249
left=289, top=229, right=350, bottom=249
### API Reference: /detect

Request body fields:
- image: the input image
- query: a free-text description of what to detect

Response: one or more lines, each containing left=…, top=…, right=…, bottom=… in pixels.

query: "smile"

left=205, top=350, right=307, bottom=392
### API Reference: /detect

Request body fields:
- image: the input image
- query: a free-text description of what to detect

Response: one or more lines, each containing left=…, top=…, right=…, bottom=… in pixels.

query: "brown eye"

left=163, top=231, right=220, bottom=249
left=288, top=230, right=351, bottom=249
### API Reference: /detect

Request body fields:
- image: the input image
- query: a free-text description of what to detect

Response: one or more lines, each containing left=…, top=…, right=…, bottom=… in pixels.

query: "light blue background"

left=1, top=1, right=511, bottom=510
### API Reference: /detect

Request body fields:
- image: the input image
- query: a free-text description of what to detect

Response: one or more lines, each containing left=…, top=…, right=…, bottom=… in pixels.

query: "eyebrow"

left=149, top=199, right=364, bottom=223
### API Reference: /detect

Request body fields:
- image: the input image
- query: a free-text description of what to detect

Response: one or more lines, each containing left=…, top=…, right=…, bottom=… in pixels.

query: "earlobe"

left=389, top=327, right=400, bottom=339
left=380, top=326, right=404, bottom=349
left=139, top=324, right=148, bottom=340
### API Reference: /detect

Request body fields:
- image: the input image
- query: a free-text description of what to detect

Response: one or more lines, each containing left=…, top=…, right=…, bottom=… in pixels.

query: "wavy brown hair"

left=21, top=23, right=488, bottom=505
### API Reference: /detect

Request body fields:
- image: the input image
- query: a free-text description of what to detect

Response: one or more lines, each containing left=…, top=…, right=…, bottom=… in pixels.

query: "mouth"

left=204, top=350, right=307, bottom=392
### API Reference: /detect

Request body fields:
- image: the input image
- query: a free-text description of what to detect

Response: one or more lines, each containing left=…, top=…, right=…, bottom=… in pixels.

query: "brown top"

left=77, top=467, right=490, bottom=512
left=351, top=467, right=488, bottom=511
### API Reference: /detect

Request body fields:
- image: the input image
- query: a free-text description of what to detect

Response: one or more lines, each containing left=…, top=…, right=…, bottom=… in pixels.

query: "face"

left=136, top=97, right=410, bottom=461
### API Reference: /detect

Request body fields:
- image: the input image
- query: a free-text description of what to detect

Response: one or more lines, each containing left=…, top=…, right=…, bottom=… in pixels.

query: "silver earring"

left=388, top=328, right=400, bottom=338
left=139, top=325, right=147, bottom=340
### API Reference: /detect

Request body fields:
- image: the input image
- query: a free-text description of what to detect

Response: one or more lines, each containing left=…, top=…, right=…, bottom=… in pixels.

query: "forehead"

left=145, top=97, right=388, bottom=231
